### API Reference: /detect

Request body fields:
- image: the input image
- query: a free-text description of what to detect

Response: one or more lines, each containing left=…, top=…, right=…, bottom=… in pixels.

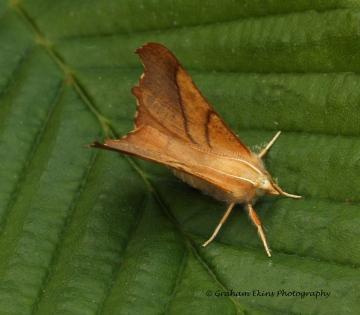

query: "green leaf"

left=0, top=1, right=359, bottom=314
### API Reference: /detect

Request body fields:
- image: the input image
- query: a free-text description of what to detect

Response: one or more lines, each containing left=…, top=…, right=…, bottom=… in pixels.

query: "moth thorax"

left=254, top=175, right=279, bottom=197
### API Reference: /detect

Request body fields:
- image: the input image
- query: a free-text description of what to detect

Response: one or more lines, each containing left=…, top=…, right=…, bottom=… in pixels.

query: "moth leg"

left=258, top=131, right=281, bottom=158
left=202, top=202, right=236, bottom=247
left=246, top=203, right=271, bottom=257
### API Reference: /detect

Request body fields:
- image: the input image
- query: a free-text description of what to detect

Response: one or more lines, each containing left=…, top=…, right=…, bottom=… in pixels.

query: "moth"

left=90, top=42, right=301, bottom=257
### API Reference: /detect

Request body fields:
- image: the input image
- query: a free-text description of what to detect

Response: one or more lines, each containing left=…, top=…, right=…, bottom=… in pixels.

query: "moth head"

left=254, top=175, right=279, bottom=197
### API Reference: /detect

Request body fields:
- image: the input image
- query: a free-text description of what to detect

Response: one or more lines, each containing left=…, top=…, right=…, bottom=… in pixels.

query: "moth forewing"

left=89, top=42, right=301, bottom=257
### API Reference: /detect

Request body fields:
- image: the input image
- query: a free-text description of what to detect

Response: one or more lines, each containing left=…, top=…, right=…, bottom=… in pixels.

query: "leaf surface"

left=0, top=1, right=359, bottom=314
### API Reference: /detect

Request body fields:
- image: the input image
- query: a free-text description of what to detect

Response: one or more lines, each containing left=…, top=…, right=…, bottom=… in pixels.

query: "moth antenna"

left=246, top=203, right=272, bottom=257
left=258, top=131, right=281, bottom=158
left=202, top=202, right=236, bottom=247
left=272, top=183, right=302, bottom=199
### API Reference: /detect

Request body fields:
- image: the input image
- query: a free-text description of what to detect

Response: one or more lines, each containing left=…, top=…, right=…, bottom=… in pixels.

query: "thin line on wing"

left=170, top=160, right=256, bottom=186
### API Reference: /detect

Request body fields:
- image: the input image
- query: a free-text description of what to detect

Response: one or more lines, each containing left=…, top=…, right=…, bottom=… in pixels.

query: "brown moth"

left=90, top=42, right=301, bottom=257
